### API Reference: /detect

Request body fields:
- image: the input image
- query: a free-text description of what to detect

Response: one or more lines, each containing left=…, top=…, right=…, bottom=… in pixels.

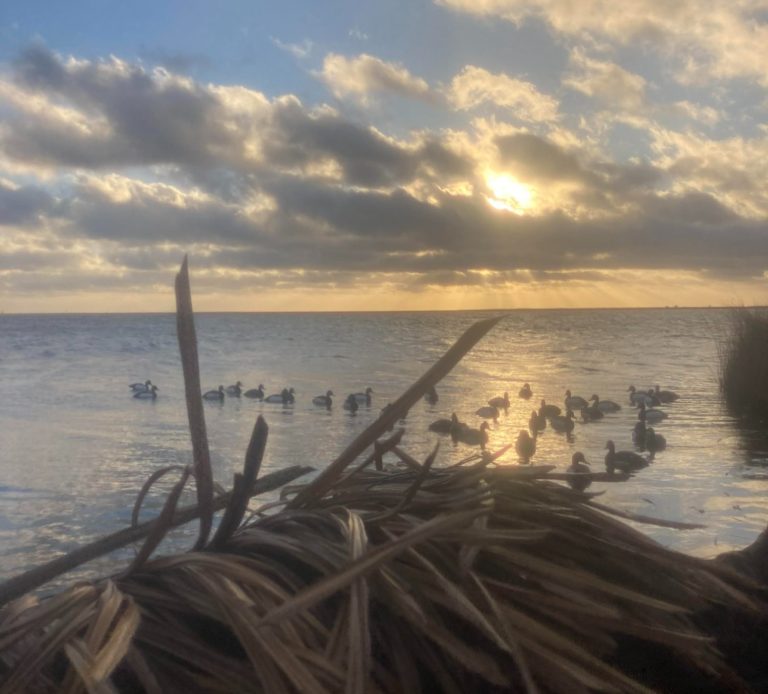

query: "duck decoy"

left=130, top=380, right=154, bottom=392
left=133, top=385, right=158, bottom=399
left=539, top=399, right=561, bottom=418
left=529, top=408, right=546, bottom=434
left=343, top=394, right=359, bottom=413
left=265, top=387, right=295, bottom=404
left=352, top=388, right=373, bottom=405
left=243, top=384, right=265, bottom=399
left=580, top=404, right=604, bottom=422
left=312, top=390, right=334, bottom=409
left=518, top=383, right=532, bottom=400
left=550, top=409, right=575, bottom=433
left=515, top=429, right=536, bottom=463
left=225, top=381, right=243, bottom=396
left=645, top=427, right=667, bottom=456
left=567, top=452, right=592, bottom=492
left=488, top=392, right=510, bottom=412
left=565, top=389, right=588, bottom=410
left=589, top=394, right=621, bottom=412
left=429, top=412, right=461, bottom=434
left=424, top=385, right=438, bottom=405
left=475, top=405, right=499, bottom=421
left=456, top=421, right=489, bottom=449
left=203, top=385, right=225, bottom=401
left=654, top=385, right=679, bottom=403
left=605, top=440, right=648, bottom=474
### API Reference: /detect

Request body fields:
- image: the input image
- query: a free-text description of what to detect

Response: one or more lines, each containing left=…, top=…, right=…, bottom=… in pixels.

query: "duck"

left=580, top=404, right=604, bottom=422
left=243, top=384, right=265, bottom=399
left=654, top=385, right=679, bottom=403
left=133, top=385, right=158, bottom=399
left=529, top=408, right=546, bottom=434
left=550, top=409, right=575, bottom=433
left=638, top=403, right=668, bottom=423
left=130, top=380, right=153, bottom=392
left=539, top=399, right=561, bottom=419
left=565, top=389, right=589, bottom=410
left=628, top=385, right=657, bottom=407
left=605, top=440, right=648, bottom=474
left=343, top=394, right=359, bottom=413
left=456, top=421, right=489, bottom=449
left=589, top=394, right=621, bottom=413
left=352, top=388, right=373, bottom=405
left=225, top=381, right=243, bottom=397
left=265, top=387, right=295, bottom=404
left=429, top=412, right=463, bottom=435
left=518, top=383, right=533, bottom=400
left=645, top=427, right=667, bottom=456
left=515, top=429, right=537, bottom=463
left=203, top=385, right=225, bottom=401
left=424, top=386, right=438, bottom=405
left=488, top=392, right=510, bottom=412
left=567, top=452, right=592, bottom=492
left=312, top=390, right=334, bottom=409
left=475, top=405, right=499, bottom=422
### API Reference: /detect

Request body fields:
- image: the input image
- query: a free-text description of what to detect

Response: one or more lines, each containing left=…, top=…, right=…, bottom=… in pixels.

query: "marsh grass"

left=719, top=308, right=768, bottom=420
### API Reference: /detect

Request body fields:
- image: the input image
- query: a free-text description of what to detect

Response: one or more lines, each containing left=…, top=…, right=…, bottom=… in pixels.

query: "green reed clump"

left=719, top=309, right=768, bottom=420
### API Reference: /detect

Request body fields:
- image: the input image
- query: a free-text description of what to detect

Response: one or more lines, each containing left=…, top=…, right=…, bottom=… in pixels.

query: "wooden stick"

left=0, top=465, right=312, bottom=606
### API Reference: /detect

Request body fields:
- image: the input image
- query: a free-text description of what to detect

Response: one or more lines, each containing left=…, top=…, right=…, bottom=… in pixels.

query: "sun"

left=485, top=172, right=534, bottom=214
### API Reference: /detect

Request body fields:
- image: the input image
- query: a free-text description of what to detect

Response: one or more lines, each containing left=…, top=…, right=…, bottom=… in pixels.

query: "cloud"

left=435, top=0, right=768, bottom=86
left=6, top=45, right=243, bottom=170
left=446, top=66, right=560, bottom=122
left=271, top=37, right=313, bottom=59
left=2, top=45, right=768, bottom=307
left=317, top=53, right=433, bottom=103
left=563, top=51, right=648, bottom=113
left=1, top=46, right=468, bottom=191
left=494, top=132, right=590, bottom=182
left=0, top=180, right=56, bottom=225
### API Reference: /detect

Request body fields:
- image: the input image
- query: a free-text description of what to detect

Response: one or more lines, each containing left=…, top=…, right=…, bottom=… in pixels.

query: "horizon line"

left=2, top=304, right=767, bottom=317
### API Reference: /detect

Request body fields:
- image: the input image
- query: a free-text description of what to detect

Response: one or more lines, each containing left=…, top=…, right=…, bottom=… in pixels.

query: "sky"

left=1, top=0, right=767, bottom=312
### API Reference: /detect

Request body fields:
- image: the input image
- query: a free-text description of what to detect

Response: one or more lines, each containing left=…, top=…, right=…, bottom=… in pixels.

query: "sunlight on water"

left=0, top=309, right=766, bottom=588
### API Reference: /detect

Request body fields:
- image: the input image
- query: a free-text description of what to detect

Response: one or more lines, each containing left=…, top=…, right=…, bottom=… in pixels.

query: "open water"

left=1, top=309, right=767, bottom=592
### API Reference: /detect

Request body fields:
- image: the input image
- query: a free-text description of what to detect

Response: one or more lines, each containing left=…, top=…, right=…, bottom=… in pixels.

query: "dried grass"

left=719, top=308, right=768, bottom=420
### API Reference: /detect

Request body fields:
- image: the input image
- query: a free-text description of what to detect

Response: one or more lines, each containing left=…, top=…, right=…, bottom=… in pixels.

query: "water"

left=1, top=309, right=767, bottom=590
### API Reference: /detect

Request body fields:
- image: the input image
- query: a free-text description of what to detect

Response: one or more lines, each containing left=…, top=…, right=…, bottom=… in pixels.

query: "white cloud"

left=271, top=37, right=313, bottom=59
left=564, top=50, right=648, bottom=113
left=436, top=0, right=768, bottom=86
left=446, top=65, right=559, bottom=122
left=317, top=53, right=433, bottom=104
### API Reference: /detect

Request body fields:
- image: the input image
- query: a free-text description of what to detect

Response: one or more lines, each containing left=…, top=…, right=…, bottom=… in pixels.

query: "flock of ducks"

left=428, top=382, right=679, bottom=491
left=130, top=379, right=374, bottom=413
left=132, top=375, right=678, bottom=492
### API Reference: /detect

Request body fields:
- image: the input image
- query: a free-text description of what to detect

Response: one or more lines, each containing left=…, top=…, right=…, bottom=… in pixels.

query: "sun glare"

left=485, top=173, right=533, bottom=214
